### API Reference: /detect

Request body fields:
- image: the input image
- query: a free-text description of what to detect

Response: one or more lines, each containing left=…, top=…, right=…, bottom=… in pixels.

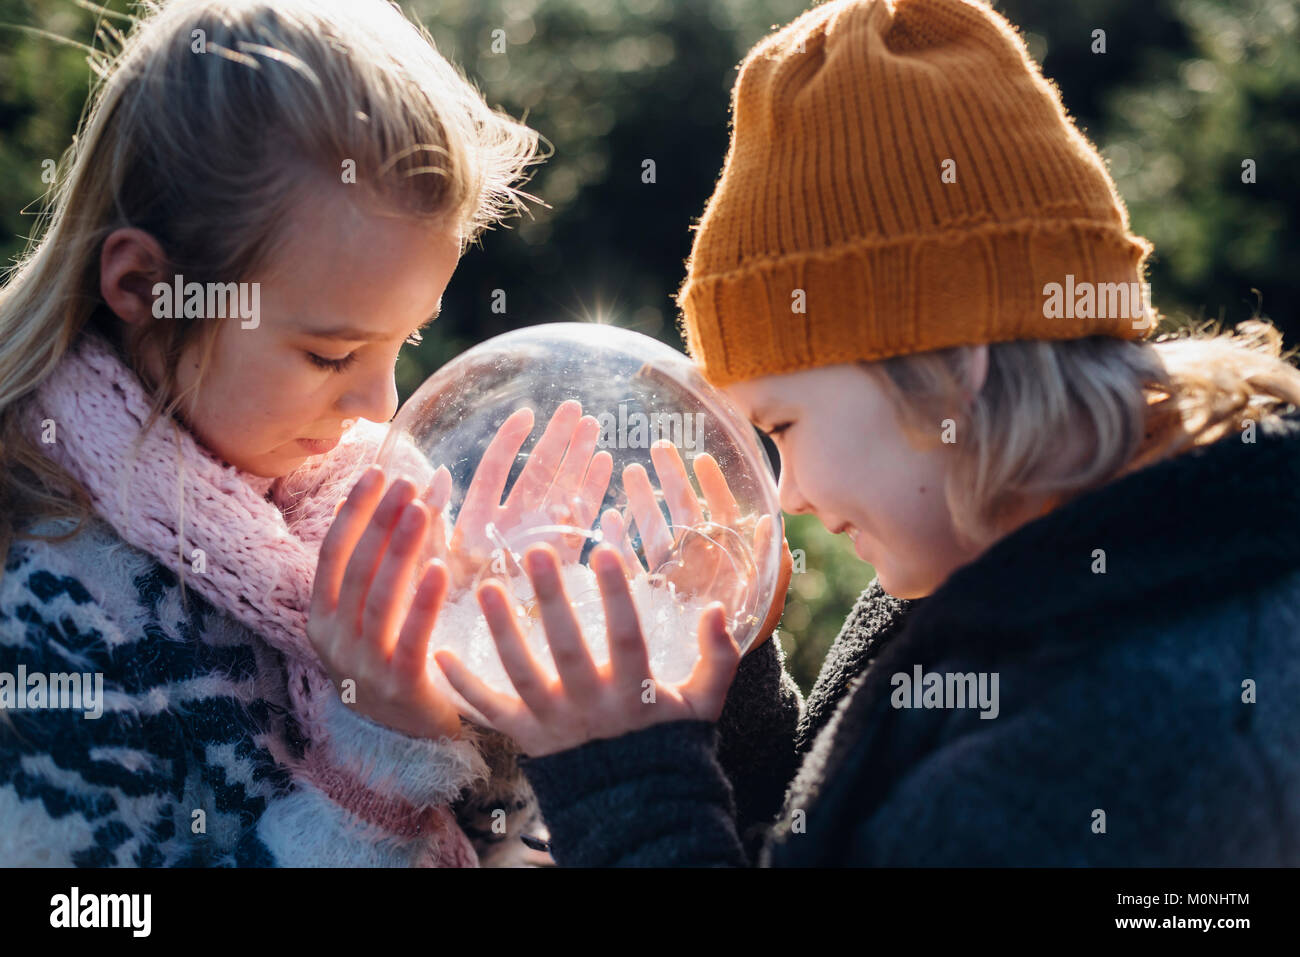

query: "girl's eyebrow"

left=300, top=305, right=441, bottom=341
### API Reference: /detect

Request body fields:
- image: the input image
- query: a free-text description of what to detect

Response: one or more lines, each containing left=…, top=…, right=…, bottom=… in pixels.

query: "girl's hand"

left=600, top=440, right=793, bottom=652
left=308, top=467, right=462, bottom=741
left=434, top=543, right=741, bottom=757
left=422, top=400, right=614, bottom=588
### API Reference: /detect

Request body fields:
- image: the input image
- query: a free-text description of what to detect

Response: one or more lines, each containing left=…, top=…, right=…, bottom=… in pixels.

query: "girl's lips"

left=830, top=521, right=860, bottom=542
left=297, top=436, right=341, bottom=455
left=834, top=522, right=869, bottom=561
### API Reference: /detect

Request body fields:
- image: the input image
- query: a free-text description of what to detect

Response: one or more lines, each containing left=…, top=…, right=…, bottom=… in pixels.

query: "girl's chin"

left=855, top=538, right=918, bottom=599
left=230, top=450, right=298, bottom=479
left=849, top=529, right=870, bottom=563
left=875, top=562, right=942, bottom=600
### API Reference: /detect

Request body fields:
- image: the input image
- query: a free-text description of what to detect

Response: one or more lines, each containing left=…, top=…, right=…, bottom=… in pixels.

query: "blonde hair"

left=0, top=0, right=540, bottom=564
left=865, top=318, right=1300, bottom=550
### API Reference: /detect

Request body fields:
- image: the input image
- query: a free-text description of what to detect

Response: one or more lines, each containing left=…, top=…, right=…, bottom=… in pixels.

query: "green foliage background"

left=2, top=0, right=1296, bottom=693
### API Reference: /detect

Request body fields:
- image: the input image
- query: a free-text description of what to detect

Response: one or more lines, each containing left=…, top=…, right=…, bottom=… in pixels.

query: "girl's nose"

left=342, top=371, right=400, bottom=425
left=777, top=468, right=812, bottom=516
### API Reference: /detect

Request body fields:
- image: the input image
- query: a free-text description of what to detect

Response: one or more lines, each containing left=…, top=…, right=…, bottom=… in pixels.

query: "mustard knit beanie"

left=677, top=0, right=1156, bottom=386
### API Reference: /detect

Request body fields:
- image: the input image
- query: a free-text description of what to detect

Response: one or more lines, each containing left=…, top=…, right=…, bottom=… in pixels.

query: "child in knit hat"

left=439, top=0, right=1300, bottom=865
left=0, top=0, right=555, bottom=866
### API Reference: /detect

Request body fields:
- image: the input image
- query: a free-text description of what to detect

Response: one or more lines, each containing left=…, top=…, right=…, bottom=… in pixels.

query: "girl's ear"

left=963, top=343, right=989, bottom=404
left=100, top=227, right=169, bottom=327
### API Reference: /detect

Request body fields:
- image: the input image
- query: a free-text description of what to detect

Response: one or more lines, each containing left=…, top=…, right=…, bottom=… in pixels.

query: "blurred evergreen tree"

left=1103, top=0, right=1300, bottom=341
left=999, top=0, right=1300, bottom=341
left=0, top=0, right=131, bottom=274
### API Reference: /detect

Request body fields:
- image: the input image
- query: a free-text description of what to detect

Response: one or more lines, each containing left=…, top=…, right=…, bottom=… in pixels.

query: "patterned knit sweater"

left=0, top=510, right=802, bottom=867
left=0, top=514, right=553, bottom=867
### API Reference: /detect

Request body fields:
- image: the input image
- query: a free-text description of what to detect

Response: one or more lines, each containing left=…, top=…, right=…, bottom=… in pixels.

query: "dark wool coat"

left=518, top=408, right=1300, bottom=866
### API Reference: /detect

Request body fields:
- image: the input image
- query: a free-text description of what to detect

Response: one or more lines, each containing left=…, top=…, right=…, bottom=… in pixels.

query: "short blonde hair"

left=0, top=0, right=541, bottom=563
left=864, top=318, right=1300, bottom=549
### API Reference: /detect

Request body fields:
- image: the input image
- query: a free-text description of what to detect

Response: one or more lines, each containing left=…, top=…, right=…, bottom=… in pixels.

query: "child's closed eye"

left=305, top=351, right=359, bottom=372
left=305, top=332, right=424, bottom=372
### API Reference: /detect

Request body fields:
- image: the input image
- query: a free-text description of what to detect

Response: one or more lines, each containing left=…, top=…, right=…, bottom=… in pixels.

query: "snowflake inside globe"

left=373, top=322, right=783, bottom=713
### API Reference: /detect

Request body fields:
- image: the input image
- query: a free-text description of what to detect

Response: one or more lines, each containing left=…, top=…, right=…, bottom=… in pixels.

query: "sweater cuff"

left=518, top=720, right=746, bottom=867
left=721, top=634, right=787, bottom=723
left=521, top=720, right=718, bottom=789
left=320, top=692, right=490, bottom=809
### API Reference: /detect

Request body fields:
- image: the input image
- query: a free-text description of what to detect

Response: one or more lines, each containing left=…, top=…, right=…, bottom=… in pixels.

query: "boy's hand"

left=422, top=400, right=614, bottom=589
left=600, top=440, right=791, bottom=653
left=434, top=543, right=741, bottom=757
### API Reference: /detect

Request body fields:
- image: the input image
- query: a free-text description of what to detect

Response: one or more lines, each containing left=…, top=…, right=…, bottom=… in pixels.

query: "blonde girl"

left=0, top=0, right=547, bottom=866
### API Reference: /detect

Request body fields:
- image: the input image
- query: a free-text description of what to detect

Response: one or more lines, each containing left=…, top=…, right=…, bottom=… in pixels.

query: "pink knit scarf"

left=23, top=329, right=475, bottom=865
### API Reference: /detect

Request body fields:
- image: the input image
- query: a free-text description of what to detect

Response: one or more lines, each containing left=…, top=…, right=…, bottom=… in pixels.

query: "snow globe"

left=372, top=322, right=782, bottom=713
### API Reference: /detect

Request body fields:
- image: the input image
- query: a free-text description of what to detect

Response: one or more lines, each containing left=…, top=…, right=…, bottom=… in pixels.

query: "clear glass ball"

left=373, top=322, right=781, bottom=708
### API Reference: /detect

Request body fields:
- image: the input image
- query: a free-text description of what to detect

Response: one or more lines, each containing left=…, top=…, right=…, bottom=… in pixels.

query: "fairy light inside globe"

left=373, top=322, right=782, bottom=711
